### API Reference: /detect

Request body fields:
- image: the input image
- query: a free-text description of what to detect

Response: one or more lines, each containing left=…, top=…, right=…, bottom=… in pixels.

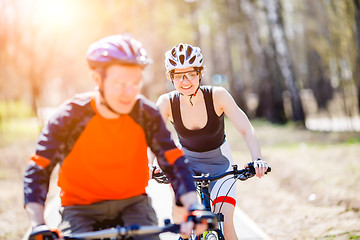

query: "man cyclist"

left=24, top=35, right=207, bottom=240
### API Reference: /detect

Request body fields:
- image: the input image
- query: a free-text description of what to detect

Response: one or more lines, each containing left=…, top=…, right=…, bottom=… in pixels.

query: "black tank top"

left=169, top=86, right=225, bottom=152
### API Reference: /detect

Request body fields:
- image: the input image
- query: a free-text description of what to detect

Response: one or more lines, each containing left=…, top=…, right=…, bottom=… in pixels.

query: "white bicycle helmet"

left=165, top=43, right=203, bottom=72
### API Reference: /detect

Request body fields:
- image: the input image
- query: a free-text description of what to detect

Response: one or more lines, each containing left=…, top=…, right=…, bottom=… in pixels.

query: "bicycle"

left=29, top=209, right=217, bottom=240
left=153, top=162, right=271, bottom=240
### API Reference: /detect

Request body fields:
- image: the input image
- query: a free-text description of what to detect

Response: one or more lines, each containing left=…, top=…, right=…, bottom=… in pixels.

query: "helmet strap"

left=185, top=75, right=202, bottom=106
left=172, top=70, right=202, bottom=106
left=188, top=85, right=200, bottom=106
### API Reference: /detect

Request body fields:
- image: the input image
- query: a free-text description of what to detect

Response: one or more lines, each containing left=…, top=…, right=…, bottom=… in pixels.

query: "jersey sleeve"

left=24, top=94, right=95, bottom=206
left=24, top=111, right=65, bottom=206
left=23, top=98, right=87, bottom=206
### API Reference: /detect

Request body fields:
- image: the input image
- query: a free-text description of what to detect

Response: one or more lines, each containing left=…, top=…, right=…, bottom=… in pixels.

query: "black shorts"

left=59, top=194, right=159, bottom=240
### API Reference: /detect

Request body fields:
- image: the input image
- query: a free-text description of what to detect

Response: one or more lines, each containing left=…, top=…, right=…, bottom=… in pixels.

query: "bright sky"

left=31, top=0, right=77, bottom=29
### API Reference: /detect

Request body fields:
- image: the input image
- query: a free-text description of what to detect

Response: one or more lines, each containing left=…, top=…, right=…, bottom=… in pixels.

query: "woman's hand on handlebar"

left=246, top=159, right=269, bottom=178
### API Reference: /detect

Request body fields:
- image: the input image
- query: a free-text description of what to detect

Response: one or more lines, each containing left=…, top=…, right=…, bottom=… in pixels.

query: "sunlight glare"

left=34, top=0, right=75, bottom=28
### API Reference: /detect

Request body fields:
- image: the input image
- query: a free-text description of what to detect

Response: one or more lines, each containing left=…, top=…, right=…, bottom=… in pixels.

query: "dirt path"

left=230, top=126, right=360, bottom=240
left=0, top=140, right=33, bottom=239
left=1, top=123, right=359, bottom=239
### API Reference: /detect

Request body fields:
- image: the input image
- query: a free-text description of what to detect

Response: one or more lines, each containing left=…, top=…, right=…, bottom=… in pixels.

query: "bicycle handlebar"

left=68, top=224, right=175, bottom=239
left=194, top=162, right=271, bottom=182
left=64, top=210, right=217, bottom=239
left=153, top=163, right=271, bottom=184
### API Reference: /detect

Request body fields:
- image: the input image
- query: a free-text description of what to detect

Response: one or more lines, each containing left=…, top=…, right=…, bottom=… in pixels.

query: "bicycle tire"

left=203, top=231, right=218, bottom=240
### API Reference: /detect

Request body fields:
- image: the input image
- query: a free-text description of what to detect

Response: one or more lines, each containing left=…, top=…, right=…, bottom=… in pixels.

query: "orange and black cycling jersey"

left=24, top=92, right=195, bottom=206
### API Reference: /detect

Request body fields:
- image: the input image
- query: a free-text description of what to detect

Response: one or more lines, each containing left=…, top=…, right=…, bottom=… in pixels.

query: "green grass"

left=0, top=100, right=34, bottom=119
left=225, top=118, right=360, bottom=150
left=1, top=116, right=358, bottom=148
left=0, top=100, right=39, bottom=145
left=346, top=137, right=360, bottom=144
left=0, top=118, right=40, bottom=146
left=322, top=232, right=360, bottom=239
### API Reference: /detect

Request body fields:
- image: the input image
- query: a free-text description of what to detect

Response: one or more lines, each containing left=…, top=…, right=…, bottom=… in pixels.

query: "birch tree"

left=264, top=0, right=305, bottom=123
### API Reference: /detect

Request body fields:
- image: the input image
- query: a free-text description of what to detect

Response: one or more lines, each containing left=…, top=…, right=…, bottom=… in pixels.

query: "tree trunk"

left=240, top=0, right=287, bottom=123
left=225, top=0, right=248, bottom=112
left=307, top=50, right=334, bottom=111
left=264, top=0, right=305, bottom=124
left=188, top=1, right=201, bottom=46
left=256, top=42, right=287, bottom=124
left=353, top=0, right=360, bottom=111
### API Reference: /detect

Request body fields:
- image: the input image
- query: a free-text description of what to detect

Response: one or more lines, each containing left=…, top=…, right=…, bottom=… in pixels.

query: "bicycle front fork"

left=198, top=213, right=225, bottom=240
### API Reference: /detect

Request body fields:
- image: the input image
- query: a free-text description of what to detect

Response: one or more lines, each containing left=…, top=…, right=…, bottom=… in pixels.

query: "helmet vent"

left=128, top=44, right=135, bottom=56
left=186, top=46, right=193, bottom=60
left=169, top=59, right=177, bottom=66
left=164, top=43, right=203, bottom=72
left=179, top=55, right=185, bottom=64
left=189, top=56, right=196, bottom=64
left=117, top=45, right=126, bottom=56
left=172, top=48, right=177, bottom=58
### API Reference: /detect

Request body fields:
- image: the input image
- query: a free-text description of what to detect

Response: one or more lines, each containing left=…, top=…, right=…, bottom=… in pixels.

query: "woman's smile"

left=181, top=85, right=193, bottom=90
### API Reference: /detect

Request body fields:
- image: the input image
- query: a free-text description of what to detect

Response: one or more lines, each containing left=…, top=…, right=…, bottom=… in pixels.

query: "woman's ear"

left=200, top=68, right=205, bottom=78
left=166, top=71, right=172, bottom=81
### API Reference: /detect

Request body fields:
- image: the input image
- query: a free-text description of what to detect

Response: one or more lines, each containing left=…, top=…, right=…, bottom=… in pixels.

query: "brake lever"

left=237, top=171, right=255, bottom=181
left=237, top=162, right=271, bottom=181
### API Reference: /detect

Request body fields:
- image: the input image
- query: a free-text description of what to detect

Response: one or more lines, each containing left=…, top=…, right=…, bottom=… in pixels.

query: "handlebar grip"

left=247, top=162, right=271, bottom=174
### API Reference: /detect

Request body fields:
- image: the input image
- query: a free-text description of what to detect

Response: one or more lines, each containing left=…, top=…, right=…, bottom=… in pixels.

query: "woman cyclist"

left=154, top=43, right=268, bottom=240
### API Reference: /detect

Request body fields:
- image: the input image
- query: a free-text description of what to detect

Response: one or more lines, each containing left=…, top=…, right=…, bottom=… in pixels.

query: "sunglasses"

left=171, top=70, right=200, bottom=82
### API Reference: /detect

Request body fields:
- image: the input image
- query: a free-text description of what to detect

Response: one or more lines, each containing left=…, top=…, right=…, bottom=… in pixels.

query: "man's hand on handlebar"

left=28, top=224, right=63, bottom=240
left=180, top=203, right=216, bottom=238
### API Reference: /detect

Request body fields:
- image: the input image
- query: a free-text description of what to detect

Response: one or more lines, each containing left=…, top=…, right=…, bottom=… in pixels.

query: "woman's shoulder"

left=157, top=91, right=176, bottom=109
left=160, top=90, right=180, bottom=102
left=211, top=86, right=229, bottom=98
left=156, top=91, right=175, bottom=119
left=158, top=90, right=174, bottom=101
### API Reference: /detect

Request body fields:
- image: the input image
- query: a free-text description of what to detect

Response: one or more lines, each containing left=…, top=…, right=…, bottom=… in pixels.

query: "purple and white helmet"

left=165, top=43, right=203, bottom=72
left=86, top=34, right=152, bottom=70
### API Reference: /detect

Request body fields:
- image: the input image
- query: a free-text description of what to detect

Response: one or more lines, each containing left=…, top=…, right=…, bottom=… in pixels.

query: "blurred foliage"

left=0, top=0, right=359, bottom=129
left=0, top=118, right=39, bottom=146
left=0, top=101, right=38, bottom=145
left=0, top=101, right=33, bottom=119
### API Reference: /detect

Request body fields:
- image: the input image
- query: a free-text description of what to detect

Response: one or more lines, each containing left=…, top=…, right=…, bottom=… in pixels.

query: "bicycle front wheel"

left=203, top=231, right=218, bottom=240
